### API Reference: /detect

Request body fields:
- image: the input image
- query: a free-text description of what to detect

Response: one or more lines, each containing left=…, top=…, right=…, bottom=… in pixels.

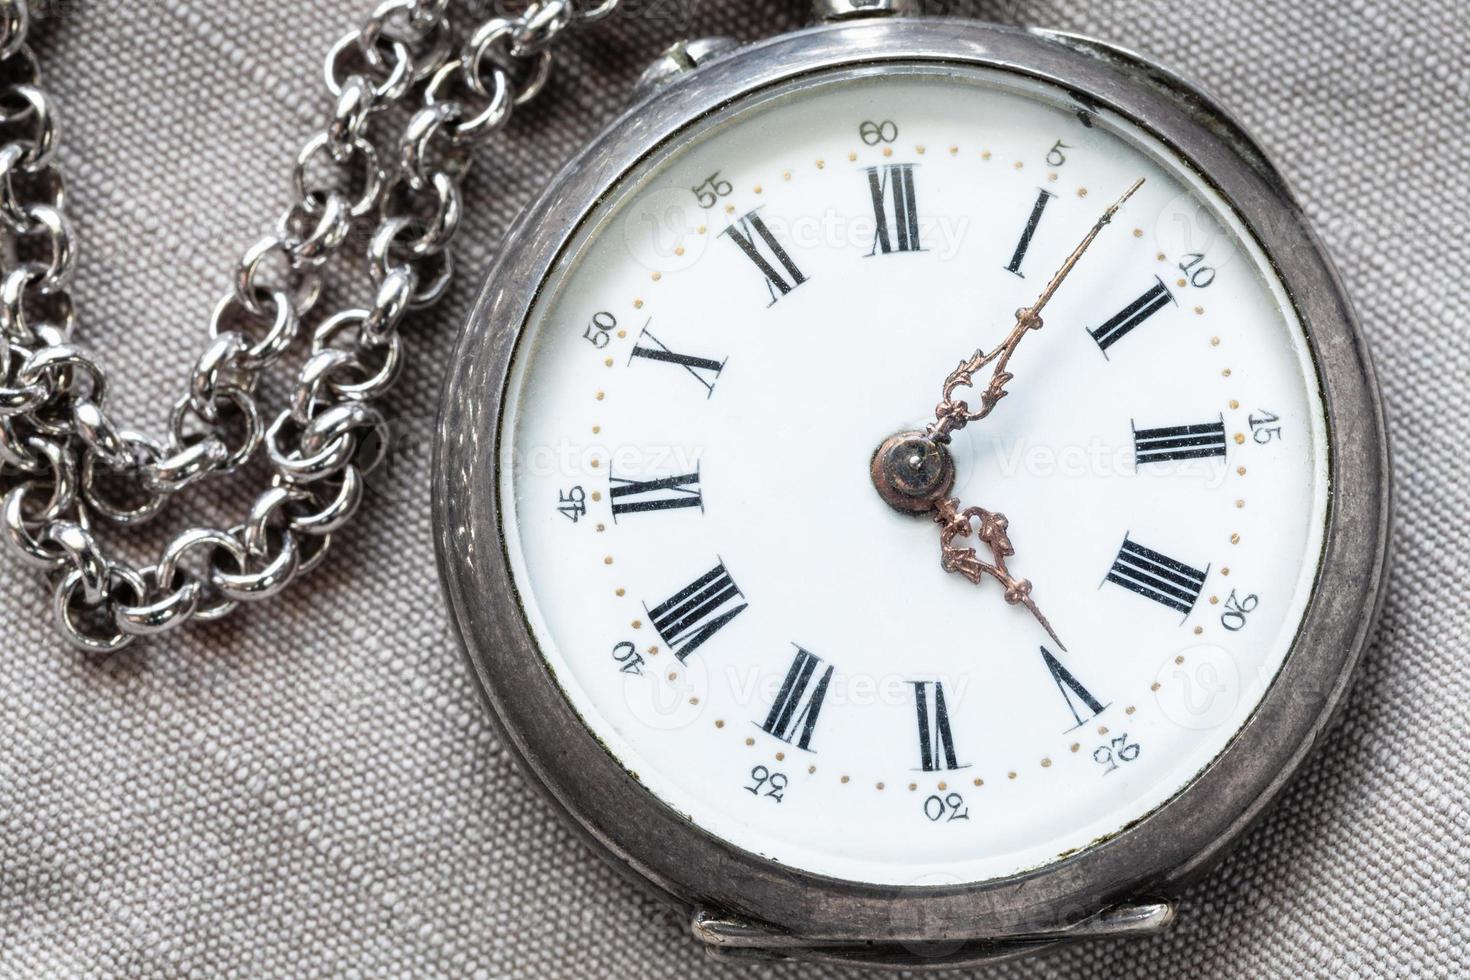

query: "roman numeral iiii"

left=1105, top=537, right=1209, bottom=617
left=912, top=680, right=962, bottom=771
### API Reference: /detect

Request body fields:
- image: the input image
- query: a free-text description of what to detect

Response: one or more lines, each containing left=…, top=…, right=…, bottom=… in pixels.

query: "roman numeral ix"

left=912, top=680, right=962, bottom=771
left=865, top=163, right=923, bottom=256
left=1039, top=646, right=1108, bottom=730
left=645, top=561, right=747, bottom=662
left=1133, top=417, right=1228, bottom=468
left=609, top=466, right=702, bottom=520
left=721, top=208, right=808, bottom=305
left=1005, top=188, right=1055, bottom=277
left=629, top=327, right=725, bottom=397
left=760, top=646, right=833, bottom=752
left=1089, top=276, right=1176, bottom=353
left=1104, top=536, right=1209, bottom=617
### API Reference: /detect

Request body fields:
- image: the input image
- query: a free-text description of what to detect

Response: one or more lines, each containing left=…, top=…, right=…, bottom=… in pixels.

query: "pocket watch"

left=0, top=0, right=1389, bottom=970
left=435, top=0, right=1390, bottom=968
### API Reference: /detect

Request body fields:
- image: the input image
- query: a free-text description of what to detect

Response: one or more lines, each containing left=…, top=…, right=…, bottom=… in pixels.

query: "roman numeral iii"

left=646, top=561, right=747, bottom=662
left=761, top=646, right=834, bottom=751
left=1089, top=276, right=1176, bottom=352
left=629, top=327, right=725, bottom=397
left=721, top=208, right=808, bottom=305
left=1133, top=417, right=1228, bottom=468
left=609, top=467, right=702, bottom=519
left=1105, top=537, right=1209, bottom=616
left=1038, top=646, right=1107, bottom=730
left=1005, top=188, right=1055, bottom=276
left=912, top=680, right=962, bottom=771
left=865, top=164, right=923, bottom=255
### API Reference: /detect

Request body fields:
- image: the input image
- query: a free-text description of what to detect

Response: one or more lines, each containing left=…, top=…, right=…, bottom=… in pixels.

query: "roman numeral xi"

left=760, top=646, right=834, bottom=752
left=1104, top=537, right=1208, bottom=617
left=1133, top=417, right=1228, bottom=468
left=721, top=208, right=807, bottom=306
left=645, top=561, right=747, bottom=662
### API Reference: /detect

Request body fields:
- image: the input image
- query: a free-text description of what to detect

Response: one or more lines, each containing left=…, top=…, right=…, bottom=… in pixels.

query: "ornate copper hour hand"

left=929, top=178, right=1145, bottom=443
left=933, top=496, right=1067, bottom=651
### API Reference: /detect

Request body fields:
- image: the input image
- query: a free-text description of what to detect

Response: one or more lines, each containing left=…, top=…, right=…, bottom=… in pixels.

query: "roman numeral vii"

left=760, top=646, right=834, bottom=752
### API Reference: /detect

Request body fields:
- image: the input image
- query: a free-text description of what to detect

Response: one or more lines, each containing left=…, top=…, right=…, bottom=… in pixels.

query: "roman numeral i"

left=865, top=164, right=923, bottom=256
left=1105, top=537, right=1208, bottom=617
left=645, top=561, right=747, bottom=662
left=721, top=208, right=807, bottom=306
left=1005, top=188, right=1055, bottom=277
left=761, top=646, right=833, bottom=752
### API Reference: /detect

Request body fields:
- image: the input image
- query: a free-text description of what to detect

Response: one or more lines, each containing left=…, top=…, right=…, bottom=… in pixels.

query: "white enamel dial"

left=497, top=66, right=1329, bottom=886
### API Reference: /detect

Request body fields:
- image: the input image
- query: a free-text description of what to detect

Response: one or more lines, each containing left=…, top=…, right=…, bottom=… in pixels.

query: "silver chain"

left=0, top=0, right=618, bottom=651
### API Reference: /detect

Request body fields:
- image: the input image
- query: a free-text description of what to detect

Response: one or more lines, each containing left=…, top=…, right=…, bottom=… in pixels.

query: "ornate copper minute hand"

left=929, top=178, right=1145, bottom=443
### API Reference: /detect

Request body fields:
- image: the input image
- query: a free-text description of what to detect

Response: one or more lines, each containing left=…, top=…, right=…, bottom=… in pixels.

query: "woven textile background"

left=2, top=1, right=1464, bottom=976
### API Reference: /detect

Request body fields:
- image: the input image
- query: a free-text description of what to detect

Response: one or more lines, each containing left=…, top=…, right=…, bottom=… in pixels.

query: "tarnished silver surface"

left=435, top=18, right=1391, bottom=968
left=0, top=0, right=620, bottom=650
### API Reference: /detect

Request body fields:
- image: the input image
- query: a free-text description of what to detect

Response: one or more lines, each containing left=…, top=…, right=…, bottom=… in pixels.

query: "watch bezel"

left=434, top=17, right=1390, bottom=951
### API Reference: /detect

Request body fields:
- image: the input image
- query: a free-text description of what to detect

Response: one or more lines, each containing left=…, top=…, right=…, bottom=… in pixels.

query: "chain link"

left=0, top=0, right=619, bottom=650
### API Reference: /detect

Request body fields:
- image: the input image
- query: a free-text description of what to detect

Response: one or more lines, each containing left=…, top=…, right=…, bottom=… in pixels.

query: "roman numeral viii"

left=1039, top=646, right=1107, bottom=730
left=1089, top=276, right=1176, bottom=353
left=721, top=208, right=807, bottom=306
left=865, top=164, right=922, bottom=255
left=1005, top=188, right=1055, bottom=277
left=609, top=466, right=702, bottom=520
left=912, top=680, right=962, bottom=771
left=760, top=646, right=833, bottom=751
left=1105, top=537, right=1208, bottom=617
left=1133, top=417, right=1228, bottom=468
left=645, top=561, right=747, bottom=662
left=629, top=327, right=724, bottom=397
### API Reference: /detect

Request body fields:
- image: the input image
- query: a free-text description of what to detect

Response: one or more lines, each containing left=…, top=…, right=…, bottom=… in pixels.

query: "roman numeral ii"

left=1104, top=537, right=1208, bottom=617
left=865, top=164, right=922, bottom=255
left=1089, top=276, right=1176, bottom=352
left=646, top=561, right=747, bottom=661
left=761, top=647, right=833, bottom=751
left=721, top=208, right=807, bottom=305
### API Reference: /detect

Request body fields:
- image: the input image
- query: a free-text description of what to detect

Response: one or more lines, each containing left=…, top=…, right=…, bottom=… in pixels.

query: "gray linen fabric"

left=1, top=1, right=1465, bottom=976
